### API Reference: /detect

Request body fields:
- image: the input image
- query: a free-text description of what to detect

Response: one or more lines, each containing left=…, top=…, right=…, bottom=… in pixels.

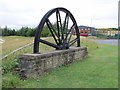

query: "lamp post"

left=118, top=1, right=120, bottom=40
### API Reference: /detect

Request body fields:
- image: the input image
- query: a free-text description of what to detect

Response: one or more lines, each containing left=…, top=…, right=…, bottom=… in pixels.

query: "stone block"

left=52, top=56, right=59, bottom=68
left=18, top=47, right=88, bottom=79
left=44, top=56, right=53, bottom=71
left=68, top=51, right=75, bottom=64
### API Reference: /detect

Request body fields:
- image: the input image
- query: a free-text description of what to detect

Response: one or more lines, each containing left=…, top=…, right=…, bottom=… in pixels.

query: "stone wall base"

left=18, top=47, right=88, bottom=79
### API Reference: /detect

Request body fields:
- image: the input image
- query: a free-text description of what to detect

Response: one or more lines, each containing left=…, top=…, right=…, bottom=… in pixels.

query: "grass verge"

left=2, top=36, right=34, bottom=56
left=2, top=36, right=118, bottom=88
left=17, top=44, right=118, bottom=88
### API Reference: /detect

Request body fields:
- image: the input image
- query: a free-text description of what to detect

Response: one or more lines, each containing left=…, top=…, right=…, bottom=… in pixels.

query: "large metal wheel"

left=34, top=7, right=80, bottom=53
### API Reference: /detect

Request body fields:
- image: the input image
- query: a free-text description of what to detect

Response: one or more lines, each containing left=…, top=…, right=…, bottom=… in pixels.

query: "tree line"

left=1, top=25, right=119, bottom=37
left=0, top=25, right=52, bottom=37
left=0, top=26, right=35, bottom=37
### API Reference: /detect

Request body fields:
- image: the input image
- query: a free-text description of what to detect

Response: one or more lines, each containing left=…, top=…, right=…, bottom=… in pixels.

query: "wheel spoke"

left=67, top=23, right=75, bottom=43
left=65, top=13, right=69, bottom=36
left=69, top=38, right=79, bottom=47
left=56, top=10, right=60, bottom=36
left=39, top=39, right=59, bottom=49
left=63, top=13, right=69, bottom=43
left=56, top=10, right=64, bottom=41
left=46, top=18, right=60, bottom=45
left=63, top=13, right=68, bottom=33
left=46, top=18, right=60, bottom=38
left=56, top=10, right=62, bottom=44
left=66, top=23, right=75, bottom=37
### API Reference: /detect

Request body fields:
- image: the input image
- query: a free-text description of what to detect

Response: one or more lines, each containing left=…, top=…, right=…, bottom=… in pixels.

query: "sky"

left=0, top=0, right=119, bottom=29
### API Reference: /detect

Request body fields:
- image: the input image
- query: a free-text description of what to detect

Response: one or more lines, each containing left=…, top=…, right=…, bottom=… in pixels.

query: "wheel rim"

left=34, top=7, right=80, bottom=53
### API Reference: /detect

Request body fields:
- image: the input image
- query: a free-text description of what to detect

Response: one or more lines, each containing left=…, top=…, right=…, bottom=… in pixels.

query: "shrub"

left=2, top=73, right=21, bottom=88
left=2, top=57, right=18, bottom=74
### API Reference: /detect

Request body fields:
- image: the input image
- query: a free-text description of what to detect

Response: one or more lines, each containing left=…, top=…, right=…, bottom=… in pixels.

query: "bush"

left=2, top=73, right=21, bottom=88
left=41, top=25, right=52, bottom=37
left=2, top=57, right=18, bottom=74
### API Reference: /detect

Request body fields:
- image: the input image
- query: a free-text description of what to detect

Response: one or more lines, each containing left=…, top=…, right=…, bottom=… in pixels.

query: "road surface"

left=89, top=39, right=119, bottom=45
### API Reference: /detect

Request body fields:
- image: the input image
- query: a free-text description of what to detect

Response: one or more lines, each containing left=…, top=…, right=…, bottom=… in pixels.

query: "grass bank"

left=2, top=36, right=34, bottom=56
left=16, top=44, right=118, bottom=88
left=2, top=36, right=118, bottom=88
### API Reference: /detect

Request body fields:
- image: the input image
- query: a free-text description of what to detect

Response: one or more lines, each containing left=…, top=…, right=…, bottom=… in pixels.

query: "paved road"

left=89, top=39, right=119, bottom=45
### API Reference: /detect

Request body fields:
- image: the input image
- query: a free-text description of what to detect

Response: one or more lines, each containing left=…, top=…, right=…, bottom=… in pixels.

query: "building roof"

left=78, top=25, right=95, bottom=29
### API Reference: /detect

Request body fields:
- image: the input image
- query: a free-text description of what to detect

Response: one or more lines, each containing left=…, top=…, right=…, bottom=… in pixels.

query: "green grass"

left=2, top=36, right=118, bottom=88
left=16, top=44, right=117, bottom=88
left=1, top=36, right=97, bottom=56
left=2, top=36, right=54, bottom=73
left=2, top=36, right=34, bottom=56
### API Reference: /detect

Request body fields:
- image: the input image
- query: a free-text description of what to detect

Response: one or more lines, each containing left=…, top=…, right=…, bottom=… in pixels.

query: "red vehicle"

left=80, top=34, right=88, bottom=37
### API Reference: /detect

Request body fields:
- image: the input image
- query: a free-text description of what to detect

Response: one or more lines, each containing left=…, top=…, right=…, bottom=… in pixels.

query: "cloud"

left=0, top=0, right=118, bottom=28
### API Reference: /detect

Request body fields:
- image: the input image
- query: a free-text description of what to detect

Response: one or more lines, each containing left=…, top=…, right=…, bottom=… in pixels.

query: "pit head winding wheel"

left=34, top=7, right=80, bottom=53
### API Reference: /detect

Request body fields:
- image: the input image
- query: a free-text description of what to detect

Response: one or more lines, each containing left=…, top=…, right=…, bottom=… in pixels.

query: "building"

left=78, top=25, right=96, bottom=36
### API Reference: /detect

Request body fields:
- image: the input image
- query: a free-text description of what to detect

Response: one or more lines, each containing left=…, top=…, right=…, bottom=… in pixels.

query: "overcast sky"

left=0, top=0, right=119, bottom=29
